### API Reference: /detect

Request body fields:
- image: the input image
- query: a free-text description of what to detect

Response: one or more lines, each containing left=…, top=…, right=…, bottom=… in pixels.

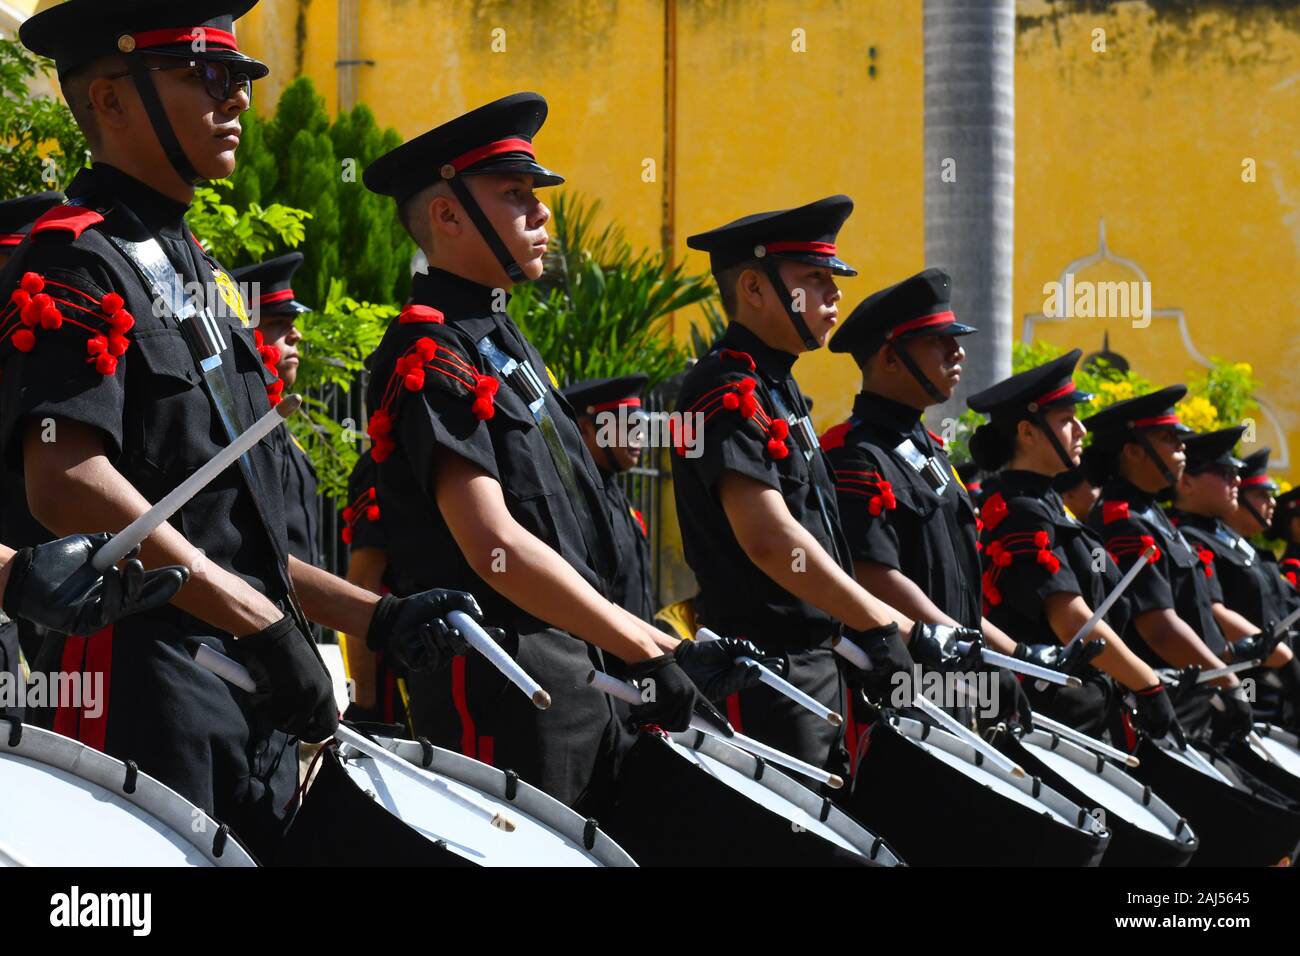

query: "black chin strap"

left=893, top=339, right=948, bottom=404
left=1030, top=410, right=1076, bottom=472
left=446, top=175, right=526, bottom=284
left=1239, top=493, right=1268, bottom=531
left=1134, top=430, right=1178, bottom=490
left=760, top=259, right=819, bottom=351
left=127, top=55, right=201, bottom=185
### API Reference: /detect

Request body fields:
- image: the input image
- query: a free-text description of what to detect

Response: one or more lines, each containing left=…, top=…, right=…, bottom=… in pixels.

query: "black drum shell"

left=274, top=747, right=477, bottom=867
left=602, top=732, right=885, bottom=866
left=994, top=730, right=1196, bottom=867
left=850, top=718, right=1109, bottom=866
left=1131, top=738, right=1300, bottom=867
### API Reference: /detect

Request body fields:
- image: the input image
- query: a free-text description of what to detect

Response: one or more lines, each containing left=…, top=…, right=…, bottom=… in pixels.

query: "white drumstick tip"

left=490, top=813, right=517, bottom=833
left=532, top=689, right=552, bottom=710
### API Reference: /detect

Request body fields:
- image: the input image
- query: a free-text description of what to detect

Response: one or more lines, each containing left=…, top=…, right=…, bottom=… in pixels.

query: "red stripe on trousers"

left=51, top=626, right=112, bottom=751
left=725, top=692, right=744, bottom=734
left=451, top=655, right=477, bottom=758
left=843, top=685, right=861, bottom=773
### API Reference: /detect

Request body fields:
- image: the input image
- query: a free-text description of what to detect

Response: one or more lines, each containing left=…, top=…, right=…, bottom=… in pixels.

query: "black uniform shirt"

left=1168, top=509, right=1290, bottom=632
left=1086, top=479, right=1226, bottom=664
left=363, top=267, right=617, bottom=630
left=0, top=163, right=289, bottom=601
left=978, top=468, right=1130, bottom=645
left=823, top=391, right=982, bottom=627
left=671, top=322, right=850, bottom=648
left=600, top=469, right=654, bottom=624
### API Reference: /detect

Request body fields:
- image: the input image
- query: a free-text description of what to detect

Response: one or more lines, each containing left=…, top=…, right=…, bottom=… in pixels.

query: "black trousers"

left=30, top=609, right=299, bottom=862
left=405, top=623, right=626, bottom=813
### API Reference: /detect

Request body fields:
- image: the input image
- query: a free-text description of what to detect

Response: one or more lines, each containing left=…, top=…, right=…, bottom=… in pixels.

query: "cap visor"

left=773, top=252, right=857, bottom=277
left=146, top=48, right=270, bottom=79
left=465, top=159, right=564, bottom=187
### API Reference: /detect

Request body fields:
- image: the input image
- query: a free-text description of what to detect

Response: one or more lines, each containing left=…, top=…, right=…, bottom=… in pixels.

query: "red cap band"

left=259, top=288, right=295, bottom=306
left=1032, top=380, right=1078, bottom=408
left=592, top=397, right=642, bottom=414
left=1130, top=414, right=1180, bottom=429
left=764, top=240, right=838, bottom=257
left=886, top=309, right=955, bottom=341
left=132, top=27, right=240, bottom=52
left=450, top=138, right=537, bottom=174
left=1240, top=474, right=1273, bottom=488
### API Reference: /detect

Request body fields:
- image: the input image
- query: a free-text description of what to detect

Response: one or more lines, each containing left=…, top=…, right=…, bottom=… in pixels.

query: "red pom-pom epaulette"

left=1197, top=547, right=1215, bottom=578
left=30, top=206, right=104, bottom=240
left=367, top=332, right=497, bottom=462
left=980, top=526, right=1062, bottom=601
left=679, top=370, right=789, bottom=460
left=1105, top=533, right=1162, bottom=565
left=341, top=484, right=381, bottom=545
left=252, top=329, right=285, bottom=405
left=833, top=467, right=897, bottom=516
left=1, top=272, right=133, bottom=375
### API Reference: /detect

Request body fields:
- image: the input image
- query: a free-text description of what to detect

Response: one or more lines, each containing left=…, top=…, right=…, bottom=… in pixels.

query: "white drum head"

left=1022, top=731, right=1180, bottom=839
left=891, top=716, right=1105, bottom=837
left=665, top=731, right=901, bottom=864
left=336, top=735, right=635, bottom=867
left=0, top=723, right=255, bottom=867
left=1251, top=724, right=1300, bottom=779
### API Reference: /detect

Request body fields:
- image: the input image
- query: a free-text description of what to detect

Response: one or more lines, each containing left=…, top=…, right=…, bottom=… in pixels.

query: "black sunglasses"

left=107, top=59, right=253, bottom=106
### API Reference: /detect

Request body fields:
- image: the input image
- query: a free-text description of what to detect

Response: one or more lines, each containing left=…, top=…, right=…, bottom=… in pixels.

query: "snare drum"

left=1132, top=737, right=1300, bottom=867
left=1223, top=724, right=1300, bottom=803
left=602, top=728, right=905, bottom=866
left=0, top=719, right=256, bottom=866
left=995, top=728, right=1197, bottom=866
left=277, top=733, right=636, bottom=867
left=851, top=715, right=1110, bottom=866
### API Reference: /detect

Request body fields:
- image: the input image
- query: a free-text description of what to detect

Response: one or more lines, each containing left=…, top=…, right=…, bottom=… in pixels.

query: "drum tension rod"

left=212, top=824, right=229, bottom=858
left=1094, top=753, right=1105, bottom=774
left=417, top=737, right=434, bottom=769
left=123, top=759, right=139, bottom=795
left=1141, top=784, right=1153, bottom=807
left=2, top=715, right=21, bottom=747
left=870, top=836, right=885, bottom=860
left=504, top=769, right=519, bottom=801
left=752, top=755, right=767, bottom=781
left=1031, top=776, right=1041, bottom=799
left=583, top=818, right=599, bottom=851
left=819, top=797, right=833, bottom=823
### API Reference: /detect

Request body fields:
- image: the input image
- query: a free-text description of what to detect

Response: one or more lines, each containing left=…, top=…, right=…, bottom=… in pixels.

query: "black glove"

left=625, top=654, right=730, bottom=735
left=1014, top=639, right=1106, bottom=677
left=2, top=534, right=188, bottom=634
left=1210, top=686, right=1254, bottom=745
left=908, top=622, right=983, bottom=672
left=366, top=590, right=479, bottom=672
left=1132, top=682, right=1185, bottom=747
left=673, top=636, right=770, bottom=702
left=233, top=615, right=338, bottom=743
left=845, top=623, right=915, bottom=701
left=1224, top=630, right=1282, bottom=665
left=1164, top=663, right=1203, bottom=703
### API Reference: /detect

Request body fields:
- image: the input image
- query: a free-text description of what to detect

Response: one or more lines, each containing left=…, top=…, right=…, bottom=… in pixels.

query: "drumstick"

left=190, top=645, right=522, bottom=827
left=695, top=628, right=843, bottom=726
left=446, top=611, right=551, bottom=710
left=955, top=642, right=1081, bottom=688
left=334, top=726, right=517, bottom=833
left=1154, top=659, right=1261, bottom=685
left=1270, top=602, right=1300, bottom=638
left=830, top=636, right=1026, bottom=778
left=1061, top=543, right=1158, bottom=656
left=587, top=670, right=844, bottom=789
left=1030, top=711, right=1140, bottom=768
left=1157, top=735, right=1234, bottom=786
left=92, top=396, right=302, bottom=572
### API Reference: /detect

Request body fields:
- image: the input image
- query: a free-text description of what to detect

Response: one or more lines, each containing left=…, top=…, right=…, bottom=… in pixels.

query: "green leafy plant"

left=284, top=279, right=397, bottom=498
left=190, top=179, right=311, bottom=264
left=508, top=191, right=714, bottom=388
left=0, top=36, right=88, bottom=198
